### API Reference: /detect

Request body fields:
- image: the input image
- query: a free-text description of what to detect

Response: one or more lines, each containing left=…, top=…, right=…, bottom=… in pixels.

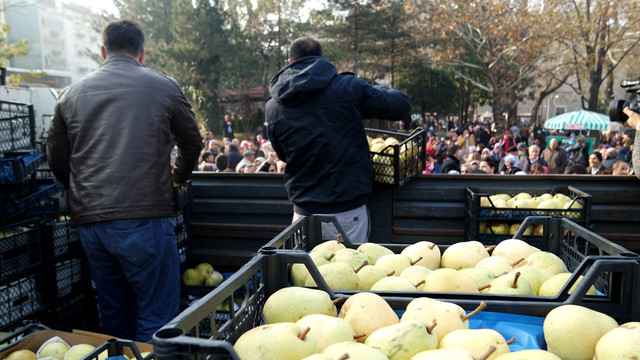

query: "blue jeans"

left=77, top=218, right=180, bottom=342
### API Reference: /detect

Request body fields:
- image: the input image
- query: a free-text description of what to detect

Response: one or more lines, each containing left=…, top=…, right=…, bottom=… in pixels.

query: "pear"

left=296, top=314, right=356, bottom=352
left=263, top=286, right=337, bottom=323
left=205, top=271, right=224, bottom=286
left=554, top=193, right=571, bottom=204
left=486, top=271, right=535, bottom=296
left=474, top=256, right=517, bottom=277
left=543, top=304, right=618, bottom=360
left=357, top=265, right=390, bottom=290
left=537, top=199, right=564, bottom=209
left=305, top=261, right=360, bottom=290
left=516, top=251, right=568, bottom=275
left=182, top=268, right=204, bottom=286
left=492, top=199, right=509, bottom=208
left=494, top=350, right=561, bottom=359
left=338, top=292, right=399, bottom=343
left=233, top=322, right=316, bottom=360
left=400, top=241, right=441, bottom=270
left=370, top=276, right=418, bottom=292
left=508, top=267, right=553, bottom=295
left=409, top=348, right=476, bottom=360
left=490, top=194, right=511, bottom=203
left=400, top=265, right=432, bottom=290
left=375, top=254, right=413, bottom=276
left=365, top=320, right=438, bottom=360
left=491, top=239, right=540, bottom=264
left=538, top=193, right=554, bottom=201
left=333, top=248, right=370, bottom=269
left=401, top=298, right=486, bottom=341
left=538, top=272, right=598, bottom=297
left=514, top=192, right=532, bottom=200
left=423, top=268, right=480, bottom=293
left=593, top=322, right=640, bottom=360
left=322, top=341, right=388, bottom=360
left=64, top=344, right=96, bottom=360
left=301, top=355, right=334, bottom=360
left=508, top=223, right=533, bottom=235
left=311, top=239, right=346, bottom=254
left=357, top=242, right=394, bottom=265
left=441, top=241, right=490, bottom=269
left=459, top=267, right=495, bottom=288
left=195, top=262, right=214, bottom=277
left=38, top=340, right=71, bottom=360
left=6, top=350, right=37, bottom=360
left=439, top=328, right=511, bottom=360
left=291, top=251, right=335, bottom=286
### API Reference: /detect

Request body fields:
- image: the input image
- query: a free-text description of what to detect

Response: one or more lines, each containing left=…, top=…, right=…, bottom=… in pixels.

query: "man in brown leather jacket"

left=47, top=20, right=201, bottom=341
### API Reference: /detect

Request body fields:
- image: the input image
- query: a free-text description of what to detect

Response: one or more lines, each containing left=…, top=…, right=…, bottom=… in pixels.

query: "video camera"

left=609, top=79, right=640, bottom=123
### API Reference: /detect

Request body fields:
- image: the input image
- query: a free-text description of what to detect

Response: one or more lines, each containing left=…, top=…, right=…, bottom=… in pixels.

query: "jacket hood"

left=269, top=56, right=337, bottom=106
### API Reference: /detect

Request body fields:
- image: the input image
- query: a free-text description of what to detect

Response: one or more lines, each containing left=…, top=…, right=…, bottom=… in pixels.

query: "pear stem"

left=326, top=253, right=336, bottom=261
left=337, top=234, right=342, bottom=245
left=461, top=301, right=487, bottom=321
left=354, top=260, right=368, bottom=273
left=386, top=270, right=396, bottom=276
left=511, top=272, right=521, bottom=289
left=428, top=243, right=436, bottom=250
left=511, top=257, right=525, bottom=267
left=426, top=321, right=437, bottom=334
left=478, top=284, right=491, bottom=292
left=476, top=345, right=497, bottom=360
left=506, top=337, right=516, bottom=345
left=337, top=354, right=350, bottom=360
left=410, top=256, right=424, bottom=266
left=332, top=297, right=345, bottom=305
left=485, top=245, right=497, bottom=253
left=353, top=333, right=367, bottom=340
left=414, top=279, right=425, bottom=288
left=299, top=327, right=311, bottom=340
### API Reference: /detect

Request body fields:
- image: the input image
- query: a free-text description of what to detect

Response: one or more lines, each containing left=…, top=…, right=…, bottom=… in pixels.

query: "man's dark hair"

left=229, top=144, right=239, bottom=152
left=289, top=37, right=322, bottom=61
left=215, top=153, right=229, bottom=171
left=102, top=20, right=145, bottom=57
left=447, top=145, right=460, bottom=158
left=564, top=164, right=588, bottom=174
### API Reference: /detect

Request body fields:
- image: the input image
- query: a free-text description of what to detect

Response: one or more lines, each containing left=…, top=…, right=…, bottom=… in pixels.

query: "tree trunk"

left=492, top=91, right=505, bottom=135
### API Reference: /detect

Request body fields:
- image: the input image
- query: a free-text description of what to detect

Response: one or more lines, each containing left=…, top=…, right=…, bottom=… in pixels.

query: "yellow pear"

left=263, top=286, right=337, bottom=323
left=593, top=322, right=640, bottom=360
left=459, top=267, right=496, bottom=288
left=516, top=251, right=568, bottom=275
left=38, top=341, right=70, bottom=360
left=375, top=254, right=412, bottom=276
left=233, top=322, right=316, bottom=360
left=491, top=239, right=540, bottom=264
left=333, top=248, right=369, bottom=269
left=494, top=350, right=561, bottom=359
left=401, top=298, right=486, bottom=341
left=508, top=267, right=553, bottom=295
left=305, top=262, right=360, bottom=291
left=357, top=264, right=391, bottom=290
left=338, top=292, right=399, bottom=343
left=474, top=256, right=515, bottom=277
left=423, top=268, right=479, bottom=293
left=543, top=304, right=618, bottom=360
left=400, top=241, right=441, bottom=270
left=322, top=341, right=388, bottom=360
left=370, top=276, right=418, bottom=292
left=441, top=241, right=490, bottom=269
left=311, top=239, right=346, bottom=254
left=357, top=242, right=394, bottom=265
left=409, top=348, right=476, bottom=360
left=6, top=350, right=37, bottom=360
left=296, top=314, right=356, bottom=352
left=400, top=265, right=432, bottom=290
left=290, top=251, right=335, bottom=286
left=64, top=344, right=96, bottom=360
left=538, top=273, right=598, bottom=297
left=365, top=320, right=438, bottom=360
left=439, top=328, right=510, bottom=360
left=486, top=271, right=535, bottom=296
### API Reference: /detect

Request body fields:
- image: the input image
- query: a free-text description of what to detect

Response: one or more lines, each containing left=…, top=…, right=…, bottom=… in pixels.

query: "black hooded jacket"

left=266, top=56, right=411, bottom=214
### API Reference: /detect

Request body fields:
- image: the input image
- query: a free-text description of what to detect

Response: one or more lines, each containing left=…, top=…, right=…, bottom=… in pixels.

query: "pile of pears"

left=480, top=192, right=584, bottom=216
left=367, top=135, right=420, bottom=184
left=291, top=237, right=597, bottom=298
left=233, top=285, right=640, bottom=360
left=181, top=262, right=223, bottom=287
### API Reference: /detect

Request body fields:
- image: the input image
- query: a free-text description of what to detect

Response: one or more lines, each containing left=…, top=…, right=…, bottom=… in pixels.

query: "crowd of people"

left=420, top=117, right=635, bottom=176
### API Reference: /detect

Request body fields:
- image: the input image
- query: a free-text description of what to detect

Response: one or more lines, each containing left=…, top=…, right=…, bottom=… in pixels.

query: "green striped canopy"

left=544, top=110, right=619, bottom=131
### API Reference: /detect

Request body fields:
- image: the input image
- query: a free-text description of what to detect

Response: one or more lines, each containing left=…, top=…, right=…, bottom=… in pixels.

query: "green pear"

left=338, top=292, right=399, bottom=343
left=322, top=341, right=388, bottom=360
left=439, top=328, right=511, bottom=360
left=441, top=241, right=490, bottom=269
left=543, top=304, right=618, bottom=360
left=486, top=271, right=535, bottom=296
left=38, top=341, right=71, bottom=360
left=479, top=221, right=488, bottom=233
left=195, top=262, right=214, bottom=277
left=370, top=276, right=418, bottom=292
left=365, top=320, right=438, bottom=360
left=459, top=267, right=495, bottom=289
left=204, top=271, right=224, bottom=286
left=333, top=248, right=370, bottom=269
left=494, top=350, right=561, bottom=359
left=263, top=286, right=337, bottom=323
left=357, top=265, right=390, bottom=290
left=554, top=193, right=571, bottom=204
left=508, top=267, right=553, bottom=295
left=409, top=348, right=476, bottom=360
left=233, top=322, right=316, bottom=360
left=291, top=251, right=335, bottom=286
left=593, top=322, right=640, bottom=360
left=474, top=256, right=515, bottom=277
left=357, top=242, right=394, bottom=265
left=305, top=261, right=360, bottom=290
left=492, top=239, right=540, bottom=264
left=401, top=297, right=486, bottom=342
left=538, top=273, right=598, bottom=297
left=537, top=199, right=564, bottom=209
left=301, top=355, right=334, bottom=360
left=400, top=241, right=441, bottom=270
left=311, top=239, right=346, bottom=254
left=296, top=314, right=356, bottom=352
left=181, top=268, right=204, bottom=286
left=516, top=251, right=568, bottom=274
left=514, top=192, right=533, bottom=200
left=422, top=268, right=479, bottom=293
left=490, top=193, right=512, bottom=203
left=538, top=193, right=554, bottom=201
left=375, top=254, right=413, bottom=276
left=400, top=265, right=432, bottom=290
left=64, top=344, right=95, bottom=360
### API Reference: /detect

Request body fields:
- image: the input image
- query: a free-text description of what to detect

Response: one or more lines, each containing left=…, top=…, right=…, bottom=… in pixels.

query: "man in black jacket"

left=265, top=37, right=411, bottom=244
left=440, top=145, right=461, bottom=174
left=47, top=20, right=201, bottom=341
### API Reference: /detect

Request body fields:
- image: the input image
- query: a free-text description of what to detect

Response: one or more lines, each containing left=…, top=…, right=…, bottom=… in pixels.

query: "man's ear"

left=138, top=48, right=145, bottom=64
left=100, top=45, right=107, bottom=60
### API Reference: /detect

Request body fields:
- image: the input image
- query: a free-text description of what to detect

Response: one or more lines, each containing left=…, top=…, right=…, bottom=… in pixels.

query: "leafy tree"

left=0, top=23, right=29, bottom=85
left=396, top=60, right=457, bottom=119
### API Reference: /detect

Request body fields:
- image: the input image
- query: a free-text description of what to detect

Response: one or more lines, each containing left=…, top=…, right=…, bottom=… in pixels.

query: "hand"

left=267, top=151, right=278, bottom=165
left=622, top=107, right=640, bottom=129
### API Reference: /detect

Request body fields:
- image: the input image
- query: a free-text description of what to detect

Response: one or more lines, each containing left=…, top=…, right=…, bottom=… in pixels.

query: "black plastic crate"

left=465, top=186, right=592, bottom=244
left=173, top=209, right=191, bottom=269
left=1, top=181, right=64, bottom=221
left=0, top=152, right=45, bottom=185
left=366, top=128, right=425, bottom=187
left=83, top=338, right=153, bottom=360
left=0, top=219, right=42, bottom=281
left=48, top=292, right=100, bottom=333
left=173, top=180, right=193, bottom=212
left=45, top=214, right=81, bottom=259
left=0, top=101, right=35, bottom=153
left=0, top=273, right=47, bottom=330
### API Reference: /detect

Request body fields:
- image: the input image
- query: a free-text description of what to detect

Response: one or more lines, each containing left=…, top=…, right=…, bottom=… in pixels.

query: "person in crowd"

left=519, top=123, right=530, bottom=146
left=46, top=20, right=201, bottom=342
left=521, top=144, right=548, bottom=173
left=222, top=114, right=234, bottom=139
left=226, top=143, right=243, bottom=171
left=215, top=153, right=230, bottom=172
left=490, top=143, right=503, bottom=161
left=198, top=152, right=216, bottom=171
left=265, top=37, right=411, bottom=244
left=207, top=139, right=220, bottom=159
left=456, top=128, right=476, bottom=153
left=499, top=130, right=517, bottom=153
left=460, top=163, right=473, bottom=174
left=500, top=154, right=521, bottom=174
left=440, top=144, right=461, bottom=174
left=498, top=146, right=520, bottom=174
left=254, top=156, right=266, bottom=168
left=564, top=163, right=588, bottom=174
left=587, top=152, right=610, bottom=175
left=566, top=137, right=588, bottom=167
left=611, top=160, right=630, bottom=176
left=529, top=163, right=547, bottom=175
left=601, top=148, right=618, bottom=170
left=202, top=131, right=213, bottom=148
left=423, top=153, right=436, bottom=174
left=541, top=138, right=569, bottom=174
left=564, top=133, right=577, bottom=151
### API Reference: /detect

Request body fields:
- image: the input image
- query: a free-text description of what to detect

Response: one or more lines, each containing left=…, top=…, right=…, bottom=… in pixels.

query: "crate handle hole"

left=155, top=328, right=185, bottom=339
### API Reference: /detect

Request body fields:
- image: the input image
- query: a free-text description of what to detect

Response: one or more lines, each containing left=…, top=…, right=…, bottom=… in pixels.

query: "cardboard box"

left=0, top=329, right=152, bottom=359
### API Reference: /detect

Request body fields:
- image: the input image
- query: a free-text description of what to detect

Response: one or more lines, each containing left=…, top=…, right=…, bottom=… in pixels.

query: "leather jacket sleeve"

left=170, top=90, right=202, bottom=184
left=47, top=90, right=72, bottom=187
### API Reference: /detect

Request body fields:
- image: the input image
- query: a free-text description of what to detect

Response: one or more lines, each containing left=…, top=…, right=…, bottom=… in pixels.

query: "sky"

left=65, top=0, right=118, bottom=15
